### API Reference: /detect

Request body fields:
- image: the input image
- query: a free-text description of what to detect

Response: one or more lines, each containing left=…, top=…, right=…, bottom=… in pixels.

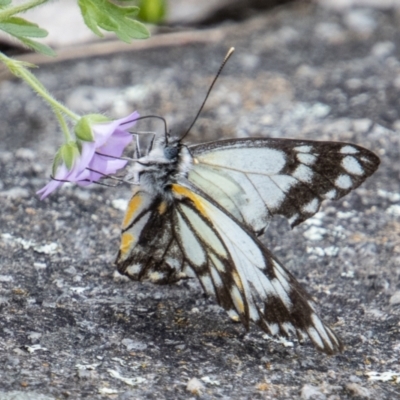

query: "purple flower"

left=37, top=111, right=139, bottom=199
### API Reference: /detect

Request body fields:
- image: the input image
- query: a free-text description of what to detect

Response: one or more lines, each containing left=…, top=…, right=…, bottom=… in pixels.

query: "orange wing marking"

left=158, top=201, right=168, bottom=215
left=232, top=271, right=244, bottom=292
left=171, top=184, right=208, bottom=218
left=122, top=193, right=143, bottom=229
left=231, top=286, right=245, bottom=314
left=119, top=232, right=135, bottom=259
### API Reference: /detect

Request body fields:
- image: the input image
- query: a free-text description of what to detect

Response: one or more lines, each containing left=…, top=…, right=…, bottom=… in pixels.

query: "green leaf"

left=0, top=17, right=48, bottom=37
left=0, top=0, right=11, bottom=7
left=60, top=142, right=80, bottom=170
left=97, top=14, right=119, bottom=32
left=78, top=1, right=103, bottom=37
left=19, top=37, right=56, bottom=57
left=78, top=0, right=150, bottom=42
left=138, top=0, right=166, bottom=24
left=52, top=150, right=63, bottom=176
left=0, top=16, right=55, bottom=57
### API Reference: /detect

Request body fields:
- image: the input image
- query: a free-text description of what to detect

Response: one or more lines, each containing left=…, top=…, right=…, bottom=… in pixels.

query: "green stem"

left=0, top=0, right=48, bottom=21
left=54, top=108, right=73, bottom=142
left=0, top=52, right=80, bottom=121
left=17, top=65, right=79, bottom=120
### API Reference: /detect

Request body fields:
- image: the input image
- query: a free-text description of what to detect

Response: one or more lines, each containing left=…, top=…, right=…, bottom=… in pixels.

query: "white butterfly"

left=115, top=50, right=380, bottom=354
left=115, top=134, right=379, bottom=354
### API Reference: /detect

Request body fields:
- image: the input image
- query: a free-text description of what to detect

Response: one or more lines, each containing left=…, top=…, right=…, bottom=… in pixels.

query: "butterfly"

left=114, top=49, right=380, bottom=354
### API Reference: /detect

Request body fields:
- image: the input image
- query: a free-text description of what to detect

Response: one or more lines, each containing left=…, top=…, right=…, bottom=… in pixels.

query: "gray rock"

left=0, top=392, right=55, bottom=400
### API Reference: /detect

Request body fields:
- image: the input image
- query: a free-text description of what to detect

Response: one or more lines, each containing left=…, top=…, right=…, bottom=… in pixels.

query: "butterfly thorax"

left=130, top=137, right=192, bottom=196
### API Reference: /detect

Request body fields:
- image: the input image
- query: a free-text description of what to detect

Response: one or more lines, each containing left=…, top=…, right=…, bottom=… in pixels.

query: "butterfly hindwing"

left=189, top=138, right=380, bottom=232
left=116, top=187, right=186, bottom=284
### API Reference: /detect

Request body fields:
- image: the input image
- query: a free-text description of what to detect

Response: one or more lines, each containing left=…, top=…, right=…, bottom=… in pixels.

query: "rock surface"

left=0, top=2, right=399, bottom=399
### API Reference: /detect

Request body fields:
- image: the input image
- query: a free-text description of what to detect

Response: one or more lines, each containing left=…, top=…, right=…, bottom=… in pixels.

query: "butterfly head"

left=130, top=135, right=192, bottom=192
left=163, top=137, right=180, bottom=160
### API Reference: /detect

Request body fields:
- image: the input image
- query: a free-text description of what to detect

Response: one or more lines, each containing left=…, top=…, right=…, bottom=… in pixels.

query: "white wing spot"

left=340, top=145, right=359, bottom=154
left=297, top=329, right=307, bottom=342
left=252, top=267, right=277, bottom=298
left=176, top=212, right=206, bottom=266
left=268, top=322, right=280, bottom=336
left=302, top=198, right=319, bottom=214
left=126, top=264, right=142, bottom=276
left=209, top=254, right=226, bottom=273
left=282, top=322, right=296, bottom=335
left=308, top=300, right=317, bottom=312
left=199, top=274, right=216, bottom=296
left=180, top=204, right=227, bottom=258
left=311, top=313, right=333, bottom=351
left=227, top=309, right=240, bottom=321
left=361, top=156, right=372, bottom=163
left=248, top=174, right=286, bottom=210
left=342, top=156, right=364, bottom=176
left=294, top=145, right=313, bottom=153
left=335, top=174, right=352, bottom=189
left=182, top=265, right=197, bottom=278
left=149, top=271, right=165, bottom=282
left=165, top=256, right=181, bottom=270
left=307, top=326, right=324, bottom=349
left=323, top=189, right=337, bottom=199
left=271, top=175, right=297, bottom=193
left=325, top=326, right=340, bottom=347
left=293, top=164, right=313, bottom=183
left=297, top=153, right=317, bottom=166
left=210, top=265, right=224, bottom=289
left=249, top=304, right=260, bottom=322
left=288, top=213, right=299, bottom=226
left=271, top=278, right=292, bottom=310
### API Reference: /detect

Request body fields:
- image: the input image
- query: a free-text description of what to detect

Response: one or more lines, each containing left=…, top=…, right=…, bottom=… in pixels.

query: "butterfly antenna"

left=180, top=47, right=235, bottom=141
left=122, top=115, right=169, bottom=141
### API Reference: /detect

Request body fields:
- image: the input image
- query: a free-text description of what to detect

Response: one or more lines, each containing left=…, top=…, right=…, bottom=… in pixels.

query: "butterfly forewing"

left=189, top=138, right=380, bottom=231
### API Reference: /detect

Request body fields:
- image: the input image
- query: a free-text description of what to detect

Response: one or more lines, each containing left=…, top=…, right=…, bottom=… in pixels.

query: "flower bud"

left=52, top=141, right=80, bottom=174
left=74, top=114, right=109, bottom=142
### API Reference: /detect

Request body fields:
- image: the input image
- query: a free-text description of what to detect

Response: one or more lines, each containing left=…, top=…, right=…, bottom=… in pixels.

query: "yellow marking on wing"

left=171, top=184, right=207, bottom=218
left=119, top=232, right=135, bottom=258
left=232, top=271, right=244, bottom=292
left=193, top=157, right=200, bottom=164
left=158, top=201, right=168, bottom=215
left=230, top=314, right=240, bottom=322
left=149, top=271, right=165, bottom=282
left=122, top=193, right=142, bottom=229
left=231, top=286, right=245, bottom=314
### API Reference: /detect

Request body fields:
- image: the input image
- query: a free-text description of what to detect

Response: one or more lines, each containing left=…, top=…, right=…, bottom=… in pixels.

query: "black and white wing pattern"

left=116, top=180, right=343, bottom=354
left=189, top=138, right=380, bottom=234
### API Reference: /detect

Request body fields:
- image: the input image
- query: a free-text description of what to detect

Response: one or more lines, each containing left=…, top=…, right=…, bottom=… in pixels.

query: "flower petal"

left=91, top=111, right=139, bottom=147
left=36, top=164, right=70, bottom=199
left=38, top=111, right=140, bottom=199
